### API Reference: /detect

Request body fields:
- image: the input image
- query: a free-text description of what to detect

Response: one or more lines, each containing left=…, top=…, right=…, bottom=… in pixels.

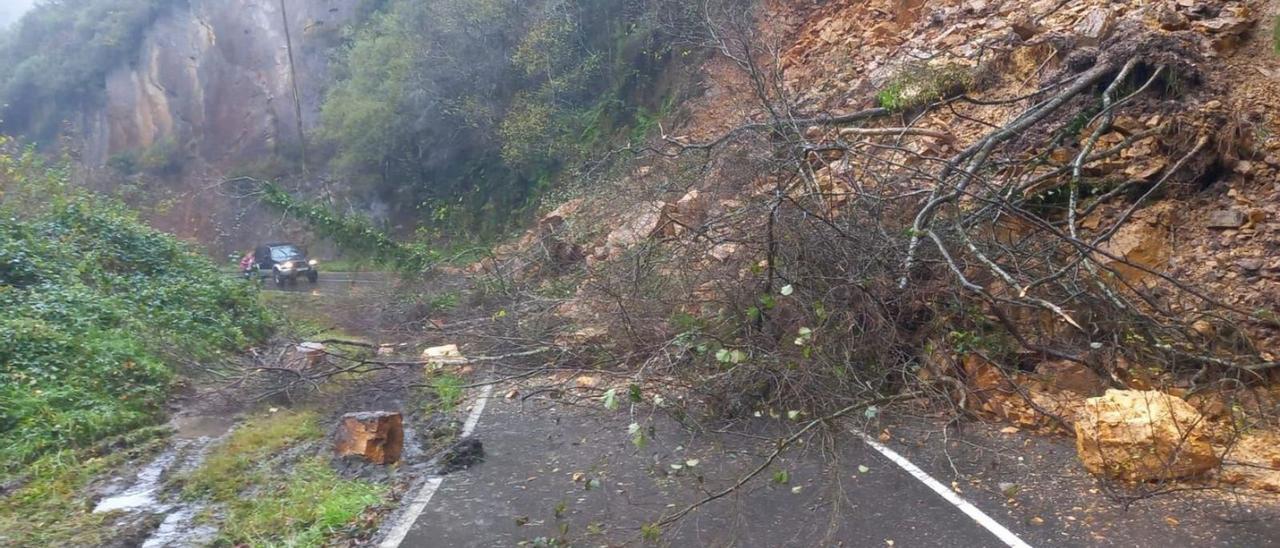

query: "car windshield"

left=270, top=245, right=303, bottom=261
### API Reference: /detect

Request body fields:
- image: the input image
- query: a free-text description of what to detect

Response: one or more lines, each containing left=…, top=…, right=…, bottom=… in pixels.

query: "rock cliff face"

left=79, top=0, right=359, bottom=166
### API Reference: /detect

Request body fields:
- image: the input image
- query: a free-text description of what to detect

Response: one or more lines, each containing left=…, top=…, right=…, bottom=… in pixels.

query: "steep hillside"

left=476, top=0, right=1280, bottom=494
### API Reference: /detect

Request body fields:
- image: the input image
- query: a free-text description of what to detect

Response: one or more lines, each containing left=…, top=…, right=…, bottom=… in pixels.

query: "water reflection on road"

left=246, top=272, right=392, bottom=297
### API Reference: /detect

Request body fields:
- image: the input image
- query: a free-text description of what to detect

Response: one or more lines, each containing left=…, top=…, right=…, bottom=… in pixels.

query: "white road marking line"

left=855, top=431, right=1033, bottom=548
left=460, top=384, right=492, bottom=437
left=379, top=384, right=493, bottom=548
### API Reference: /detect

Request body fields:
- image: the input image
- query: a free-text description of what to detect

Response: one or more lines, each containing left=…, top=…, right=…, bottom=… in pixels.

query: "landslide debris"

left=465, top=0, right=1280, bottom=497
left=1075, top=389, right=1220, bottom=482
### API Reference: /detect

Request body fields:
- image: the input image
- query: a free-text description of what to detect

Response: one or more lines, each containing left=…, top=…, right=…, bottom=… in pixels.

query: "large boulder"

left=606, top=201, right=670, bottom=249
left=334, top=411, right=404, bottom=465
left=1075, top=390, right=1219, bottom=482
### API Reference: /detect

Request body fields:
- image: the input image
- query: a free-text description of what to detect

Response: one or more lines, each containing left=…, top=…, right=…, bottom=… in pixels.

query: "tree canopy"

left=318, top=0, right=699, bottom=237
left=0, top=0, right=182, bottom=143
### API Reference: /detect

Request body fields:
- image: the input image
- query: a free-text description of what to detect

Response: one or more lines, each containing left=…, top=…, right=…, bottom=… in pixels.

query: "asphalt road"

left=387, top=397, right=1013, bottom=547
left=379, top=392, right=1280, bottom=547
left=239, top=271, right=391, bottom=296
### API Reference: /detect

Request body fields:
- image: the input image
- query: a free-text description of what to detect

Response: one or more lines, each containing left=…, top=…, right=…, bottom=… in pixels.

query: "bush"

left=0, top=143, right=271, bottom=470
left=137, top=136, right=184, bottom=176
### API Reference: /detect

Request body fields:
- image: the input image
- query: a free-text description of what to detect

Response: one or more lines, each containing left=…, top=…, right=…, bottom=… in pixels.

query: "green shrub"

left=0, top=144, right=272, bottom=470
left=107, top=151, right=139, bottom=175
left=137, top=137, right=184, bottom=176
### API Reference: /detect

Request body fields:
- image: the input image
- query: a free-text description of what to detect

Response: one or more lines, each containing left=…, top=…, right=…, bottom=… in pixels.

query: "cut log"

left=334, top=411, right=404, bottom=465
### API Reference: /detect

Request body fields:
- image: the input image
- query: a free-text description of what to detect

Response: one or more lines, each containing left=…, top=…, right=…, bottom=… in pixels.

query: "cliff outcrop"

left=79, top=0, right=359, bottom=167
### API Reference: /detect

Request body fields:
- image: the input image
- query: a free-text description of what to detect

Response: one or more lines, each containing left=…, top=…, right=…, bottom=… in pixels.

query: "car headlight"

left=308, top=259, right=318, bottom=266
left=279, top=262, right=294, bottom=270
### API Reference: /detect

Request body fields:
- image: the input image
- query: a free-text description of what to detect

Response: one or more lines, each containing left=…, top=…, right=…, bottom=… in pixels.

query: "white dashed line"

left=379, top=384, right=493, bottom=548
left=854, top=430, right=1033, bottom=548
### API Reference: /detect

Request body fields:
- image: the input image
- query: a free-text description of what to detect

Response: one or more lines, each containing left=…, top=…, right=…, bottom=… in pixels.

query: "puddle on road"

left=92, top=414, right=236, bottom=546
left=171, top=414, right=235, bottom=440
left=93, top=450, right=177, bottom=513
left=142, top=504, right=219, bottom=548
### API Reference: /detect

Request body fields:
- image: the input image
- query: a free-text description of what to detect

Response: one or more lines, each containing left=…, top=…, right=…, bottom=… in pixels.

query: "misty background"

left=0, top=0, right=39, bottom=29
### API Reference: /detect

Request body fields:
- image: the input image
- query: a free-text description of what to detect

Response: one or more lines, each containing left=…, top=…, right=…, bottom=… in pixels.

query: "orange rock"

left=334, top=411, right=404, bottom=465
left=1075, top=390, right=1218, bottom=482
left=606, top=201, right=669, bottom=249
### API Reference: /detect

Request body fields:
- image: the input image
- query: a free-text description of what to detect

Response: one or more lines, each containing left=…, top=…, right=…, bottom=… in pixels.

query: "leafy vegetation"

left=257, top=180, right=437, bottom=271
left=0, top=0, right=183, bottom=142
left=429, top=373, right=464, bottom=411
left=0, top=139, right=271, bottom=470
left=318, top=0, right=699, bottom=237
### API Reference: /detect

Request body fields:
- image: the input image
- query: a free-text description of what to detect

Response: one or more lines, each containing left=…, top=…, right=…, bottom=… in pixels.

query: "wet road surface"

left=385, top=392, right=1280, bottom=547
left=238, top=271, right=392, bottom=296
left=390, top=397, right=1012, bottom=547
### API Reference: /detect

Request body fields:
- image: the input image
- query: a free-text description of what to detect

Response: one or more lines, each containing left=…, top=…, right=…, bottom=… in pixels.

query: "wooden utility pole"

left=279, top=0, right=308, bottom=175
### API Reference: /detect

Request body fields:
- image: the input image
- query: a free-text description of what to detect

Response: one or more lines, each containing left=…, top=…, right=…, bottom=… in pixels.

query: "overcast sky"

left=0, top=0, right=40, bottom=30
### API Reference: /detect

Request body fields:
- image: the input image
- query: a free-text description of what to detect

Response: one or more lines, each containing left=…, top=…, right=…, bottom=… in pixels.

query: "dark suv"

left=253, top=243, right=319, bottom=285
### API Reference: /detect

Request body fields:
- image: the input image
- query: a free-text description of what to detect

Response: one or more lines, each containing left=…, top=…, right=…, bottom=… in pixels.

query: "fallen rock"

left=334, top=411, right=404, bottom=465
left=708, top=242, right=740, bottom=262
left=1237, top=258, right=1264, bottom=273
left=1008, top=16, right=1041, bottom=40
left=554, top=326, right=608, bottom=347
left=1075, top=390, right=1219, bottom=482
left=1154, top=4, right=1188, bottom=30
left=1205, top=209, right=1246, bottom=229
left=539, top=198, right=585, bottom=230
left=606, top=201, right=669, bottom=249
left=669, top=189, right=709, bottom=233
left=1074, top=7, right=1115, bottom=47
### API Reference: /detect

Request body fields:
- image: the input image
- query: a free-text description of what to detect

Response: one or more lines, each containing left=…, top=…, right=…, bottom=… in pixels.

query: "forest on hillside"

left=0, top=0, right=715, bottom=237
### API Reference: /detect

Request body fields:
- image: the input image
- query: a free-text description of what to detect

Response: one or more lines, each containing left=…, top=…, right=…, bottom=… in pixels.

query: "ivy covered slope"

left=0, top=143, right=271, bottom=470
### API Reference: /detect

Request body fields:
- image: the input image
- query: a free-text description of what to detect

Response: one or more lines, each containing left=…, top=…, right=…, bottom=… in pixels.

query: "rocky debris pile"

left=334, top=411, right=405, bottom=465
left=947, top=354, right=1107, bottom=430
left=1074, top=390, right=1219, bottom=481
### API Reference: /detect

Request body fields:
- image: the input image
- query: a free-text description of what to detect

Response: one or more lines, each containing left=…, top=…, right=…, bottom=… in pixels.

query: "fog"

left=0, top=0, right=40, bottom=29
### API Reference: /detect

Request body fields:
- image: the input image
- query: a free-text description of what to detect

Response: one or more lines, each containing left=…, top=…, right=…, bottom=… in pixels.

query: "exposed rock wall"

left=79, top=0, right=359, bottom=166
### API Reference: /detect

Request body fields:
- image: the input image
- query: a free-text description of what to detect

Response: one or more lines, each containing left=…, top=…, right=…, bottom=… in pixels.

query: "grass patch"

left=0, top=428, right=169, bottom=546
left=181, top=409, right=385, bottom=546
left=430, top=374, right=465, bottom=411
left=182, top=410, right=322, bottom=500
left=218, top=457, right=385, bottom=546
